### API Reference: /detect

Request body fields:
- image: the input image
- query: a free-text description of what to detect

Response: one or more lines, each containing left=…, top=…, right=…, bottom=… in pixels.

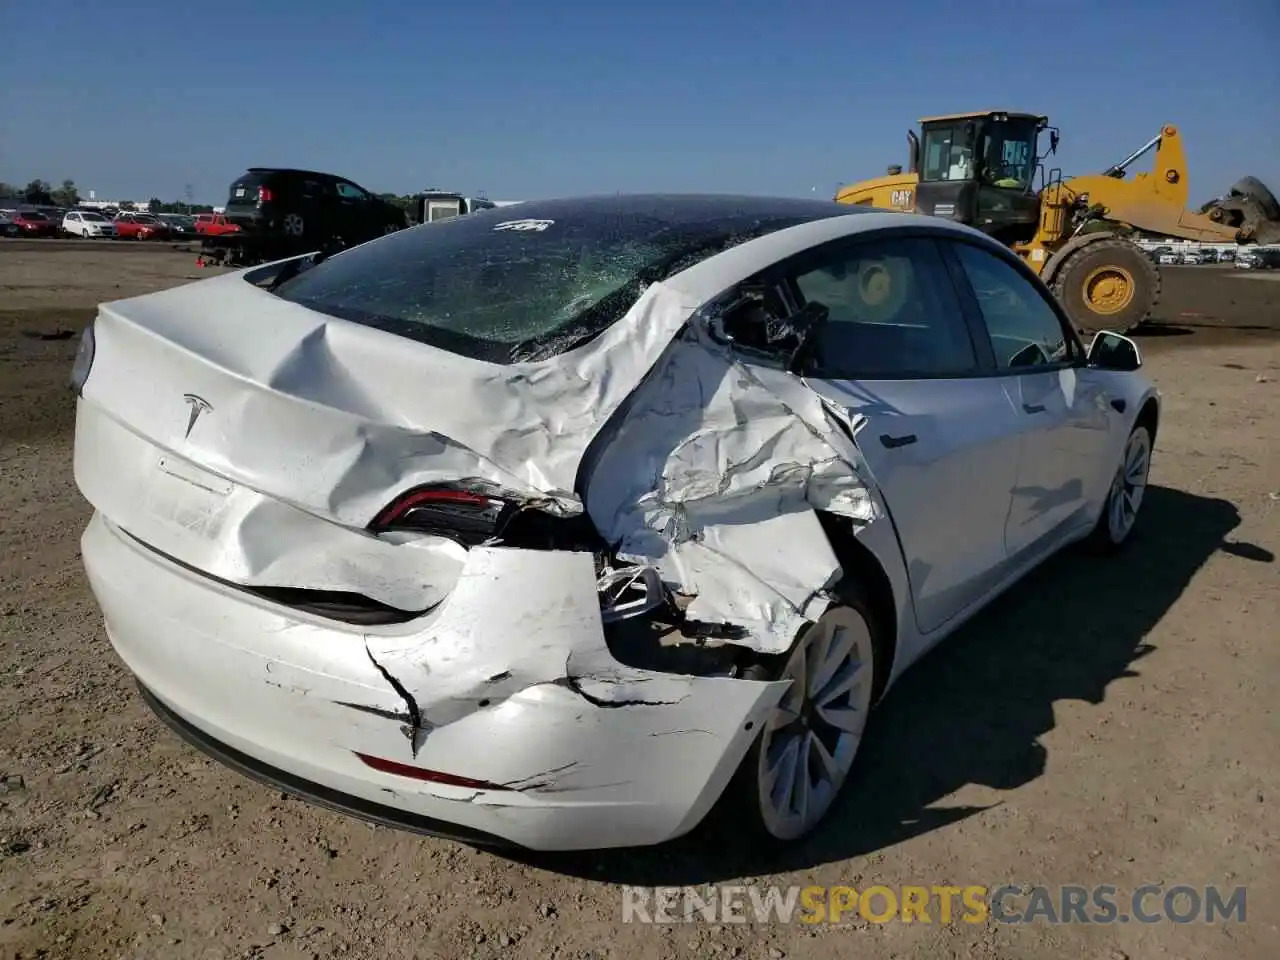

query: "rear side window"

left=271, top=197, right=855, bottom=364
left=788, top=237, right=979, bottom=378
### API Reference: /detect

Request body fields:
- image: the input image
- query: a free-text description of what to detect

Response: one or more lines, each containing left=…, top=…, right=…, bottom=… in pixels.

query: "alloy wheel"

left=756, top=605, right=875, bottom=840
left=1108, top=427, right=1151, bottom=543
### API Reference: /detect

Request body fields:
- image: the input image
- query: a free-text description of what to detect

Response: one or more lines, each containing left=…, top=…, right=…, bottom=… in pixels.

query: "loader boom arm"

left=1055, top=125, right=1242, bottom=242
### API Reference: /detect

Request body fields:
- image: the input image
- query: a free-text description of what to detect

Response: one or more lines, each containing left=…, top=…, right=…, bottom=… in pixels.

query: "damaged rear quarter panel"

left=582, top=319, right=884, bottom=653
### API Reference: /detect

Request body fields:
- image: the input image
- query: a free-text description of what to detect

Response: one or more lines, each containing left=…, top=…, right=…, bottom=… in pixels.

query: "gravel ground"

left=1, top=244, right=1277, bottom=959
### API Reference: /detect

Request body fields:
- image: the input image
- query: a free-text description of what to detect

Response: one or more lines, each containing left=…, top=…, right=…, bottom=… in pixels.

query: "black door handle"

left=1022, top=403, right=1046, bottom=414
left=880, top=433, right=917, bottom=449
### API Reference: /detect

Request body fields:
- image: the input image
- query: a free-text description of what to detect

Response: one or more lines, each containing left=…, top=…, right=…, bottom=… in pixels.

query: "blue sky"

left=2, top=0, right=1277, bottom=204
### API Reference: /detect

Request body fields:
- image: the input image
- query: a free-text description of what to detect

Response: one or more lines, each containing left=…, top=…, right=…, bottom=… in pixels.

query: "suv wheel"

left=282, top=213, right=305, bottom=237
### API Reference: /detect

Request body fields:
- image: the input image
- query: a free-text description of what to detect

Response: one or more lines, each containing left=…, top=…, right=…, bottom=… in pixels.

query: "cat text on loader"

left=835, top=111, right=1280, bottom=331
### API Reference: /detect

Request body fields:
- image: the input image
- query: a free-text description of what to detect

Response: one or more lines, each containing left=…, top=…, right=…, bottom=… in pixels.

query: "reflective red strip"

left=354, top=752, right=508, bottom=791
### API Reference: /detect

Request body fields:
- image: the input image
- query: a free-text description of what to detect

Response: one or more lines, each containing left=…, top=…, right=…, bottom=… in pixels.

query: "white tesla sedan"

left=71, top=195, right=1158, bottom=851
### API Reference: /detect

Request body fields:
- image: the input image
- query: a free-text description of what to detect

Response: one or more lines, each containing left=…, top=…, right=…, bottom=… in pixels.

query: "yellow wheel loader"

left=835, top=111, right=1280, bottom=331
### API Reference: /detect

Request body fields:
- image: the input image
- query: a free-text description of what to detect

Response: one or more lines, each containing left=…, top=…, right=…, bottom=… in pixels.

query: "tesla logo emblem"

left=182, top=393, right=212, bottom=439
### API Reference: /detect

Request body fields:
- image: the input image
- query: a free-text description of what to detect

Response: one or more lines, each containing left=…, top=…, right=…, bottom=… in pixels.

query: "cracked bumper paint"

left=82, top=512, right=789, bottom=851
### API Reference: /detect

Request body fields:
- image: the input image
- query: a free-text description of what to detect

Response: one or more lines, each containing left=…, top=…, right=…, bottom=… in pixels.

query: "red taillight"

left=370, top=485, right=508, bottom=547
left=354, top=753, right=509, bottom=790
left=257, top=186, right=274, bottom=203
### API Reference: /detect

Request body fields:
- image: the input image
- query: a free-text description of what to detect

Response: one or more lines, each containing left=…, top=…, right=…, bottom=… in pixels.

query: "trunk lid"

left=78, top=269, right=698, bottom=530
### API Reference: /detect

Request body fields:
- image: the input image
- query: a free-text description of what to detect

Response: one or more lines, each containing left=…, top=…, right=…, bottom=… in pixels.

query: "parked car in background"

left=194, top=213, right=241, bottom=237
left=63, top=210, right=117, bottom=239
left=71, top=194, right=1160, bottom=851
left=1219, top=248, right=1236, bottom=262
left=0, top=212, right=19, bottom=237
left=1235, top=248, right=1278, bottom=270
left=113, top=213, right=170, bottom=241
left=222, top=167, right=408, bottom=246
left=1181, top=251, right=1203, bottom=265
left=157, top=213, right=197, bottom=237
left=9, top=210, right=59, bottom=237
left=1158, top=252, right=1182, bottom=265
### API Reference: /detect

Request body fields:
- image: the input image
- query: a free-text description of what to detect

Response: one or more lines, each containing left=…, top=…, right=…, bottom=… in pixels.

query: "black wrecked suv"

left=223, top=168, right=409, bottom=248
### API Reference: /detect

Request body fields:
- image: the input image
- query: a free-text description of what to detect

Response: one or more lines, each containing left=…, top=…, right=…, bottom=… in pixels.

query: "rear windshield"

left=23, top=212, right=48, bottom=220
left=81, top=212, right=107, bottom=221
left=229, top=172, right=269, bottom=199
left=271, top=195, right=858, bottom=363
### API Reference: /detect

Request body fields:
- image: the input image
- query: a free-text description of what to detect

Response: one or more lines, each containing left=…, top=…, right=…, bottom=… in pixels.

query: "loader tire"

left=1052, top=238, right=1160, bottom=335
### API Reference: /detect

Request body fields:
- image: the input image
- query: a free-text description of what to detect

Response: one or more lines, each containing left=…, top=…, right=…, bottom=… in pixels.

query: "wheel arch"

left=816, top=511, right=901, bottom=704
left=1136, top=393, right=1160, bottom=443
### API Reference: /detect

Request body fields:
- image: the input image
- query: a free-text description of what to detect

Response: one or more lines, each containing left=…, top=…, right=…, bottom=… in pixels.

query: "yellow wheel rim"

left=860, top=264, right=891, bottom=304
left=1081, top=265, right=1135, bottom=316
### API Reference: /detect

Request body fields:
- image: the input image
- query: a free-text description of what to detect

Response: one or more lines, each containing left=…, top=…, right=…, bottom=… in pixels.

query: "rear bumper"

left=135, top=680, right=517, bottom=848
left=80, top=507, right=787, bottom=851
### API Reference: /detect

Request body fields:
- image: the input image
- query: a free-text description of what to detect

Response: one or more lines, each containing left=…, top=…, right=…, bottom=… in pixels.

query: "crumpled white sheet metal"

left=86, top=211, right=891, bottom=652
left=89, top=272, right=705, bottom=524
left=585, top=320, right=881, bottom=652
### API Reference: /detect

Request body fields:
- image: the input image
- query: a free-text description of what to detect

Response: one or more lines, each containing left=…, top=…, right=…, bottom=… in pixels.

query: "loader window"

left=980, top=121, right=1037, bottom=189
left=922, top=127, right=972, bottom=182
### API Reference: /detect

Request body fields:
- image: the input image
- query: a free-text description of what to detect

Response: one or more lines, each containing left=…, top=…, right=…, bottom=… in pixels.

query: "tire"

left=1087, top=422, right=1153, bottom=553
left=731, top=584, right=889, bottom=843
left=281, top=212, right=306, bottom=238
left=1052, top=237, right=1161, bottom=334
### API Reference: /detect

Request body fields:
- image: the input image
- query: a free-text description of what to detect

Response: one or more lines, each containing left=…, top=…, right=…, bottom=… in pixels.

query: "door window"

left=335, top=181, right=368, bottom=200
left=787, top=237, right=979, bottom=378
left=951, top=243, right=1076, bottom=369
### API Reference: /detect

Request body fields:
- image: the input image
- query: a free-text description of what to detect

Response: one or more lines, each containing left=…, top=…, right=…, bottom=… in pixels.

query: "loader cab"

left=414, top=191, right=496, bottom=224
left=911, top=111, right=1047, bottom=245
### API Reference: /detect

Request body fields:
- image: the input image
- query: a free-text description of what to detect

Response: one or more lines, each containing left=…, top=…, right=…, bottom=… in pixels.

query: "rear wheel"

left=734, top=587, right=887, bottom=842
left=281, top=213, right=306, bottom=238
left=1052, top=237, right=1161, bottom=334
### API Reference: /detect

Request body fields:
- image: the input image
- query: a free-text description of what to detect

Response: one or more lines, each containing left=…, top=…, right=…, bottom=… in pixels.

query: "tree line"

left=0, top=179, right=215, bottom=213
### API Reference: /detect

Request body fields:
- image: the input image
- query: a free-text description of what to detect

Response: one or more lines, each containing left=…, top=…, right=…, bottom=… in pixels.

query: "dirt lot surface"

left=2, top=243, right=1278, bottom=959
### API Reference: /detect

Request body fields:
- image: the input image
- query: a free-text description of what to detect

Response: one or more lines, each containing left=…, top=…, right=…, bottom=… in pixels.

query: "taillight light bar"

left=257, top=186, right=274, bottom=203
left=369, top=485, right=509, bottom=547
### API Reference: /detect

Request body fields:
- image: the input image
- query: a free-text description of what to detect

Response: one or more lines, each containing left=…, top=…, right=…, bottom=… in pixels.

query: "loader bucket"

left=1200, top=176, right=1280, bottom=244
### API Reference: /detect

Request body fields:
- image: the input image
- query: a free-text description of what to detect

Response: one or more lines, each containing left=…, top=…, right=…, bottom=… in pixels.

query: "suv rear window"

left=270, top=195, right=858, bottom=364
left=228, top=171, right=271, bottom=202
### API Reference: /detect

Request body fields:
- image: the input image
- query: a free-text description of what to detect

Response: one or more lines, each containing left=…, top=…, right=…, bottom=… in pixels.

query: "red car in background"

left=113, top=213, right=171, bottom=240
left=9, top=210, right=60, bottom=237
left=194, top=213, right=241, bottom=237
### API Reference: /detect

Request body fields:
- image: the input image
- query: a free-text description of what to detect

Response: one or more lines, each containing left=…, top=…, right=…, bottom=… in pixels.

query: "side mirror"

left=1088, top=331, right=1141, bottom=371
